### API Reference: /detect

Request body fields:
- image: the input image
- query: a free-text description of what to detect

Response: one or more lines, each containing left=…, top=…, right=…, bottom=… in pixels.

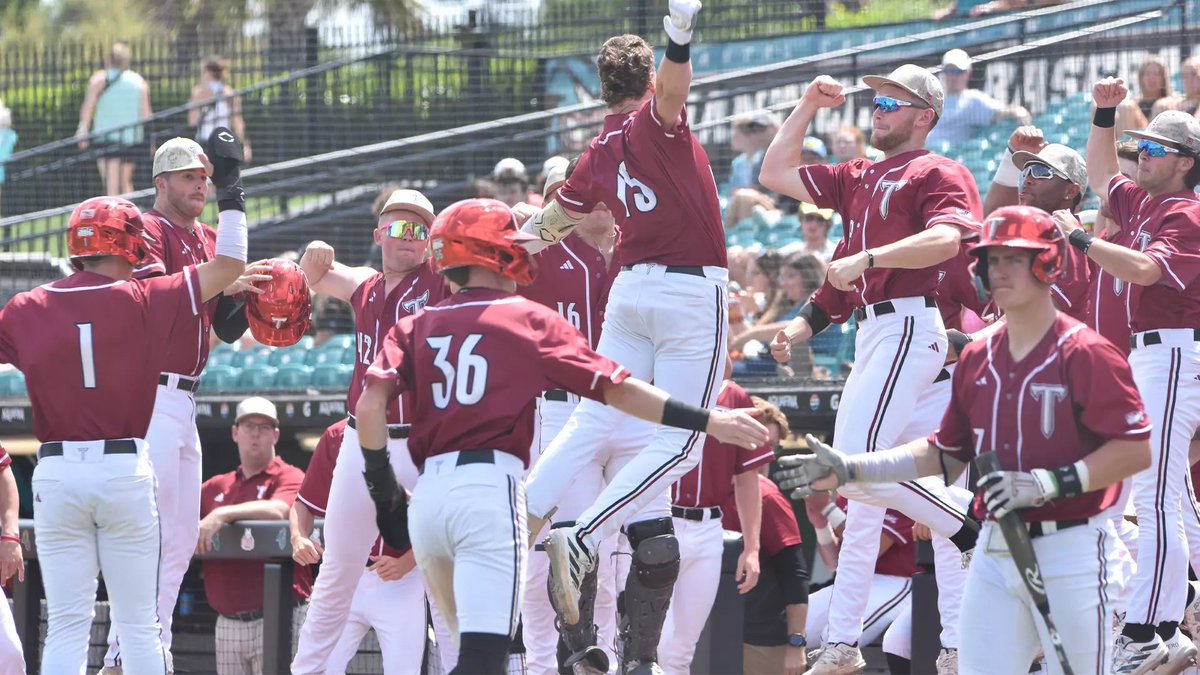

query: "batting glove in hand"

left=663, top=0, right=702, bottom=45
left=977, top=468, right=1058, bottom=519
left=775, top=433, right=855, bottom=499
left=363, top=462, right=410, bottom=550
left=206, top=126, right=246, bottom=212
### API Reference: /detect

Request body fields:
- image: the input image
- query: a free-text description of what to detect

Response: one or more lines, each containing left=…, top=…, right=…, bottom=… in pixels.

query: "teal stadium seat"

left=235, top=366, right=278, bottom=391
left=268, top=346, right=309, bottom=367
left=200, top=365, right=240, bottom=392
left=0, top=371, right=25, bottom=397
left=207, top=348, right=236, bottom=368
left=273, top=364, right=314, bottom=390
left=311, top=364, right=353, bottom=390
left=230, top=348, right=273, bottom=370
left=325, top=335, right=355, bottom=350
left=307, top=345, right=346, bottom=367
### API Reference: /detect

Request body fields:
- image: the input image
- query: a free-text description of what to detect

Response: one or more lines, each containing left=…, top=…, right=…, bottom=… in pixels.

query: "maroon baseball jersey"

left=1107, top=176, right=1200, bottom=332
left=1049, top=243, right=1091, bottom=322
left=132, top=210, right=218, bottom=377
left=1087, top=224, right=1137, bottom=356
left=518, top=231, right=618, bottom=350
left=672, top=381, right=774, bottom=508
left=0, top=269, right=203, bottom=442
left=296, top=418, right=405, bottom=558
left=200, top=456, right=312, bottom=615
left=722, top=475, right=802, bottom=557
left=798, top=151, right=981, bottom=307
left=934, top=249, right=987, bottom=332
left=932, top=314, right=1151, bottom=522
left=348, top=262, right=450, bottom=426
left=365, top=288, right=629, bottom=467
left=557, top=98, right=726, bottom=268
left=833, top=495, right=918, bottom=577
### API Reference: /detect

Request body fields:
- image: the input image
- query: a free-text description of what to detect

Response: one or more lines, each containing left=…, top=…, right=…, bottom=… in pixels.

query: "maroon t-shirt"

left=518, top=231, right=618, bottom=350
left=557, top=98, right=726, bottom=268
left=722, top=475, right=803, bottom=557
left=365, top=288, right=630, bottom=467
left=798, top=150, right=981, bottom=307
left=932, top=314, right=1151, bottom=522
left=296, top=418, right=405, bottom=558
left=348, top=263, right=450, bottom=425
left=200, top=456, right=312, bottom=616
left=672, top=381, right=775, bottom=508
left=132, top=210, right=218, bottom=376
left=1106, top=176, right=1200, bottom=333
left=0, top=269, right=203, bottom=442
left=833, top=495, right=918, bottom=578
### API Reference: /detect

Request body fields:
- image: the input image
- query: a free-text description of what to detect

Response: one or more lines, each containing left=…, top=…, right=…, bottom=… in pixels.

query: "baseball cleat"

left=804, top=642, right=866, bottom=675
left=564, top=645, right=610, bottom=675
left=935, top=647, right=959, bottom=674
left=1154, top=629, right=1199, bottom=675
left=98, top=669, right=123, bottom=675
left=1186, top=590, right=1200, bottom=640
left=544, top=527, right=596, bottom=626
left=1112, top=635, right=1169, bottom=675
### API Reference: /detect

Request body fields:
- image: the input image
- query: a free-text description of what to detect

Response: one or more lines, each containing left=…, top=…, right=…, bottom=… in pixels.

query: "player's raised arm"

left=194, top=127, right=248, bottom=302
left=1087, top=77, right=1127, bottom=197
left=602, top=377, right=769, bottom=450
left=655, top=0, right=701, bottom=131
left=981, top=126, right=1048, bottom=215
left=299, top=241, right=377, bottom=303
left=759, top=76, right=845, bottom=202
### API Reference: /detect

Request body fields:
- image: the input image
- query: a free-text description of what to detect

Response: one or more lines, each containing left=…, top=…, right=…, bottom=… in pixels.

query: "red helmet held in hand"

left=429, top=198, right=539, bottom=285
left=968, top=205, right=1065, bottom=290
left=67, top=196, right=147, bottom=269
left=246, top=259, right=313, bottom=347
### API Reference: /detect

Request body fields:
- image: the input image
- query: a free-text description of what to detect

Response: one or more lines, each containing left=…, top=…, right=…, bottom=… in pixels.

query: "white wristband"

left=821, top=502, right=847, bottom=530
left=992, top=148, right=1020, bottom=188
left=1073, top=459, right=1091, bottom=493
left=215, top=209, right=248, bottom=262
left=815, top=524, right=835, bottom=545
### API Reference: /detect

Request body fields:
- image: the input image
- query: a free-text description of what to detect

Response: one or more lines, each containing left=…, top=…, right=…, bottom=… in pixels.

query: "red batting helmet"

left=67, top=196, right=147, bottom=269
left=429, top=198, right=539, bottom=285
left=968, top=205, right=1064, bottom=290
left=246, top=259, right=313, bottom=347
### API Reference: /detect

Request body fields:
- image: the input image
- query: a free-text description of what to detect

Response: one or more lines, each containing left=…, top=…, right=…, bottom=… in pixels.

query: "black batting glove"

left=206, top=126, right=246, bottom=212
left=363, top=457, right=410, bottom=550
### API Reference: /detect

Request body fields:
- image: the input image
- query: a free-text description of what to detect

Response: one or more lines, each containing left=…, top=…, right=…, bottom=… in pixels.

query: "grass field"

left=826, top=0, right=944, bottom=29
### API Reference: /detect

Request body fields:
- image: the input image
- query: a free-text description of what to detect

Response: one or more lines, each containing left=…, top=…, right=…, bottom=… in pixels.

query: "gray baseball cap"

left=153, top=137, right=208, bottom=177
left=1127, top=110, right=1200, bottom=156
left=1013, top=144, right=1088, bottom=188
left=863, top=64, right=944, bottom=118
left=379, top=188, right=436, bottom=222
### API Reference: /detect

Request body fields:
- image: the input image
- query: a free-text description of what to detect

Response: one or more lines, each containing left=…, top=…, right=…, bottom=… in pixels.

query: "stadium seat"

left=207, top=348, right=237, bottom=368
left=268, top=347, right=308, bottom=367
left=234, top=366, right=278, bottom=391
left=230, top=348, right=273, bottom=370
left=200, top=365, right=240, bottom=392
left=306, top=345, right=346, bottom=367
left=324, top=334, right=355, bottom=350
left=311, top=363, right=353, bottom=390
left=273, top=364, right=314, bottom=390
left=0, top=371, right=25, bottom=398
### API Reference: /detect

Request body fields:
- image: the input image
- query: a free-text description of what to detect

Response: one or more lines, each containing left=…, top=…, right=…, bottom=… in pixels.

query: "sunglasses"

left=942, top=66, right=968, bottom=76
left=383, top=220, right=429, bottom=240
left=873, top=96, right=922, bottom=114
left=1018, top=163, right=1062, bottom=185
left=1138, top=139, right=1184, bottom=158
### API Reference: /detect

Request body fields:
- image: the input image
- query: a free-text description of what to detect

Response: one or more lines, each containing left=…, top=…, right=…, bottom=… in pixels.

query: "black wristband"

left=661, top=397, right=711, bottom=433
left=866, top=250, right=875, bottom=269
left=218, top=186, right=246, bottom=213
left=797, top=302, right=832, bottom=336
left=1093, top=106, right=1116, bottom=129
left=1068, top=228, right=1094, bottom=254
left=1052, top=463, right=1085, bottom=499
left=665, top=39, right=690, bottom=64
left=361, top=446, right=390, bottom=471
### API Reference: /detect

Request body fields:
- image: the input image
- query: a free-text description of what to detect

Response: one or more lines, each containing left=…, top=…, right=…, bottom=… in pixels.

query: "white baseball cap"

left=863, top=64, right=945, bottom=118
left=942, top=49, right=973, bottom=71
left=493, top=157, right=527, bottom=180
left=379, top=188, right=436, bottom=222
left=542, top=160, right=570, bottom=200
left=235, top=396, right=278, bottom=425
left=153, top=138, right=208, bottom=177
left=541, top=155, right=569, bottom=178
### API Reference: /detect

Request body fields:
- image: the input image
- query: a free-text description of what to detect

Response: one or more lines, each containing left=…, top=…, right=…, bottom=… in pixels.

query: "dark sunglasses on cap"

left=383, top=220, right=429, bottom=240
left=873, top=96, right=922, bottom=114
left=1138, top=139, right=1185, bottom=158
left=1018, top=162, right=1063, bottom=185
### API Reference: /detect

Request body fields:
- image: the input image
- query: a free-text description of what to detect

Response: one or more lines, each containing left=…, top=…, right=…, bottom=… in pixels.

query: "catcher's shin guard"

left=554, top=565, right=607, bottom=675
left=618, top=517, right=679, bottom=670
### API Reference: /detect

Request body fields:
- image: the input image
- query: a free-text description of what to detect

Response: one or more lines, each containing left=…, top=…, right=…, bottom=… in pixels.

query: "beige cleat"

left=936, top=648, right=959, bottom=674
left=1155, top=629, right=1199, bottom=675
left=804, top=642, right=866, bottom=675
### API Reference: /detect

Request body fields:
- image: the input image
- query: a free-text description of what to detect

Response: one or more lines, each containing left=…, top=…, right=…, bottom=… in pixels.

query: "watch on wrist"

left=787, top=633, right=808, bottom=648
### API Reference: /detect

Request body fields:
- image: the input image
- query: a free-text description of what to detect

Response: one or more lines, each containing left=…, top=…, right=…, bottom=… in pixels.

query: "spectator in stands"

left=76, top=41, right=152, bottom=196
left=534, top=155, right=569, bottom=201
left=724, top=398, right=809, bottom=675
left=197, top=397, right=310, bottom=675
left=492, top=157, right=541, bottom=207
left=1135, top=55, right=1172, bottom=120
left=743, top=250, right=784, bottom=324
left=934, top=0, right=1064, bottom=20
left=1091, top=140, right=1142, bottom=240
left=830, top=126, right=873, bottom=164
left=724, top=112, right=782, bottom=228
left=927, top=49, right=1031, bottom=147
left=1160, top=56, right=1200, bottom=117
left=800, top=136, right=829, bottom=166
left=730, top=252, right=824, bottom=363
left=189, top=57, right=252, bottom=163
left=472, top=177, right=500, bottom=200
left=791, top=203, right=836, bottom=263
left=0, top=101, right=15, bottom=218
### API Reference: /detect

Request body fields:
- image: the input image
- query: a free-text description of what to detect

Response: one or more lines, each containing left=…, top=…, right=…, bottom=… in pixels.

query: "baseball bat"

left=975, top=452, right=1075, bottom=675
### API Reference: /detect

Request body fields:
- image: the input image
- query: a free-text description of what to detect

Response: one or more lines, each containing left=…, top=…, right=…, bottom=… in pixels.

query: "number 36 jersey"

left=518, top=231, right=618, bottom=350
left=0, top=268, right=204, bottom=442
left=555, top=98, right=726, bottom=269
left=365, top=288, right=629, bottom=468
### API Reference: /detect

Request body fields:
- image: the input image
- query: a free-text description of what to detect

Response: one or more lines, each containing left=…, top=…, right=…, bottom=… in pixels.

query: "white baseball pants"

left=0, top=590, right=22, bottom=675
left=214, top=603, right=307, bottom=675
left=34, top=440, right=167, bottom=675
left=809, top=574, right=912, bottom=649
left=880, top=596, right=916, bottom=659
left=657, top=515, right=727, bottom=675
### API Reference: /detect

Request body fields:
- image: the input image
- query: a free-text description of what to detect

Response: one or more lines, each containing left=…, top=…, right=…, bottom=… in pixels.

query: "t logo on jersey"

left=1029, top=384, right=1067, bottom=438
left=402, top=290, right=430, bottom=315
left=878, top=180, right=907, bottom=219
left=256, top=485, right=268, bottom=499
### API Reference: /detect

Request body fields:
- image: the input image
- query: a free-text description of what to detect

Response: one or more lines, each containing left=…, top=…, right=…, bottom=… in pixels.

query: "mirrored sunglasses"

left=942, top=66, right=968, bottom=76
left=1138, top=139, right=1184, bottom=158
left=384, top=220, right=429, bottom=240
left=1018, top=163, right=1060, bottom=185
left=873, top=96, right=919, bottom=114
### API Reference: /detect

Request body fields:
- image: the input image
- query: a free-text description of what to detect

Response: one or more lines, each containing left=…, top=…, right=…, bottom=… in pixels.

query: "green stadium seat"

left=311, top=364, right=353, bottom=390
left=325, top=334, right=355, bottom=350
left=0, top=371, right=25, bottom=397
left=273, top=364, right=314, bottom=390
left=200, top=365, right=240, bottom=392
left=339, top=346, right=357, bottom=366
left=207, top=349, right=236, bottom=368
left=235, top=366, right=278, bottom=391
left=306, top=346, right=346, bottom=367
left=230, top=348, right=273, bottom=370
left=268, top=347, right=309, bottom=367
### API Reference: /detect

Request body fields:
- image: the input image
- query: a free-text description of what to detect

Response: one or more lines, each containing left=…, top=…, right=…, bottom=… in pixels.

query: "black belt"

left=543, top=390, right=572, bottom=402
left=934, top=368, right=951, bottom=384
left=671, top=505, right=722, bottom=521
left=621, top=264, right=706, bottom=278
left=222, top=609, right=263, bottom=622
left=1027, top=519, right=1087, bottom=538
left=1130, top=329, right=1200, bottom=350
left=347, top=416, right=410, bottom=440
left=159, top=374, right=199, bottom=393
left=421, top=449, right=497, bottom=475
left=38, top=439, right=138, bottom=460
left=853, top=297, right=937, bottom=323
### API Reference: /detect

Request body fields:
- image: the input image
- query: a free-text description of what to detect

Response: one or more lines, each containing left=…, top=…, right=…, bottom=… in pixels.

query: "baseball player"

left=657, top=377, right=774, bottom=675
left=759, top=67, right=982, bottom=671
left=0, top=441, right=24, bottom=675
left=1075, top=79, right=1200, bottom=672
left=776, top=205, right=1153, bottom=674
left=198, top=397, right=310, bottom=675
left=291, top=188, right=451, bottom=674
left=103, top=130, right=265, bottom=673
left=291, top=419, right=455, bottom=675
left=355, top=197, right=767, bottom=674
left=517, top=159, right=623, bottom=674
left=0, top=161, right=248, bottom=673
left=521, top=5, right=736, bottom=670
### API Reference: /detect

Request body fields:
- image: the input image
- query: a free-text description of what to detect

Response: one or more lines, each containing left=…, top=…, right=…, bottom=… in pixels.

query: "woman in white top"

left=189, top=57, right=251, bottom=163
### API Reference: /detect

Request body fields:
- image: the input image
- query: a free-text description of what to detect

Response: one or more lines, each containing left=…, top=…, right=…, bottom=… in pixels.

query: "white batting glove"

left=977, top=469, right=1059, bottom=519
left=663, top=0, right=702, bottom=45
